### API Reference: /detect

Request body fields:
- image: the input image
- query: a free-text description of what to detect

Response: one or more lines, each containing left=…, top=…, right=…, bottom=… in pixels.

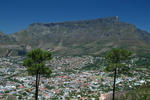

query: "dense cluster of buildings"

left=0, top=56, right=149, bottom=100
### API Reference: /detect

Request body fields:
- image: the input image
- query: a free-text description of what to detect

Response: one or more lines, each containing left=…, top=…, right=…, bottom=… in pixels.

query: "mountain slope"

left=101, top=83, right=150, bottom=100
left=1, top=16, right=150, bottom=56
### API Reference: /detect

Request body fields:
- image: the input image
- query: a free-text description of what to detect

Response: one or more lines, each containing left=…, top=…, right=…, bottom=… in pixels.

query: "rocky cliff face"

left=0, top=16, right=150, bottom=56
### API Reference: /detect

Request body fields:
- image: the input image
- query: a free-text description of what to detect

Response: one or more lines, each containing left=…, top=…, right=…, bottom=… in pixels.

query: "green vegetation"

left=105, top=48, right=132, bottom=100
left=23, top=48, right=52, bottom=100
left=115, top=83, right=150, bottom=100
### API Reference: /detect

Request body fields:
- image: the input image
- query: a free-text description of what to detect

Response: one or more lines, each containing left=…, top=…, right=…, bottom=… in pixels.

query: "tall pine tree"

left=23, top=48, right=52, bottom=100
left=105, top=48, right=132, bottom=100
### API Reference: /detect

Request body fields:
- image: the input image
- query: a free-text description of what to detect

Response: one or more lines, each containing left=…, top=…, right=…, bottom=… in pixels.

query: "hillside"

left=1, top=16, right=150, bottom=56
left=101, top=83, right=150, bottom=100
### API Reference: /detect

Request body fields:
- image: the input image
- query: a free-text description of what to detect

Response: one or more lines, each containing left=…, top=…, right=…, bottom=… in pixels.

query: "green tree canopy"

left=23, top=48, right=52, bottom=77
left=105, top=48, right=132, bottom=100
left=105, top=48, right=132, bottom=72
left=23, top=48, right=53, bottom=100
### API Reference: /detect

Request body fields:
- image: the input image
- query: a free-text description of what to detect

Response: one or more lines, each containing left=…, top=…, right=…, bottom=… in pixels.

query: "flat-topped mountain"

left=1, top=16, right=150, bottom=56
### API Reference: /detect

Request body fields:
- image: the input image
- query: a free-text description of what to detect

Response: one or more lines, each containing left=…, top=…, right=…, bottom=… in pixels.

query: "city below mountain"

left=0, top=16, right=150, bottom=56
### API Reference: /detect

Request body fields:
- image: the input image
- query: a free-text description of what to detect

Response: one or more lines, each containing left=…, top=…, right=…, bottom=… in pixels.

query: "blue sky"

left=0, top=0, right=150, bottom=34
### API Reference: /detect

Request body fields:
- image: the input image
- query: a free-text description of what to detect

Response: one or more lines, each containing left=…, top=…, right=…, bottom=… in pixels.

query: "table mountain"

left=1, top=16, right=150, bottom=56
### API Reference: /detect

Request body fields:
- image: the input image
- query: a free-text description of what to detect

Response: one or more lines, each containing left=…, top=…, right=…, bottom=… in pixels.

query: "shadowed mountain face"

left=1, top=16, right=150, bottom=56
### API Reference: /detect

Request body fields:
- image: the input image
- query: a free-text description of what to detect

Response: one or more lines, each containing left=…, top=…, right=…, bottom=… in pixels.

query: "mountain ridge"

left=0, top=16, right=150, bottom=56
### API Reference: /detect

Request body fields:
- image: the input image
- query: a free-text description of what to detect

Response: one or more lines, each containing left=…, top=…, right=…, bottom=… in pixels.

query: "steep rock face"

left=1, top=16, right=150, bottom=56
left=0, top=32, right=25, bottom=56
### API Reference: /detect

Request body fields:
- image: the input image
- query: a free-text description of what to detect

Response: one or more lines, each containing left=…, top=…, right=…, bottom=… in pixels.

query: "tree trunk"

left=38, top=74, right=40, bottom=87
left=35, top=72, right=40, bottom=100
left=113, top=68, right=117, bottom=100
